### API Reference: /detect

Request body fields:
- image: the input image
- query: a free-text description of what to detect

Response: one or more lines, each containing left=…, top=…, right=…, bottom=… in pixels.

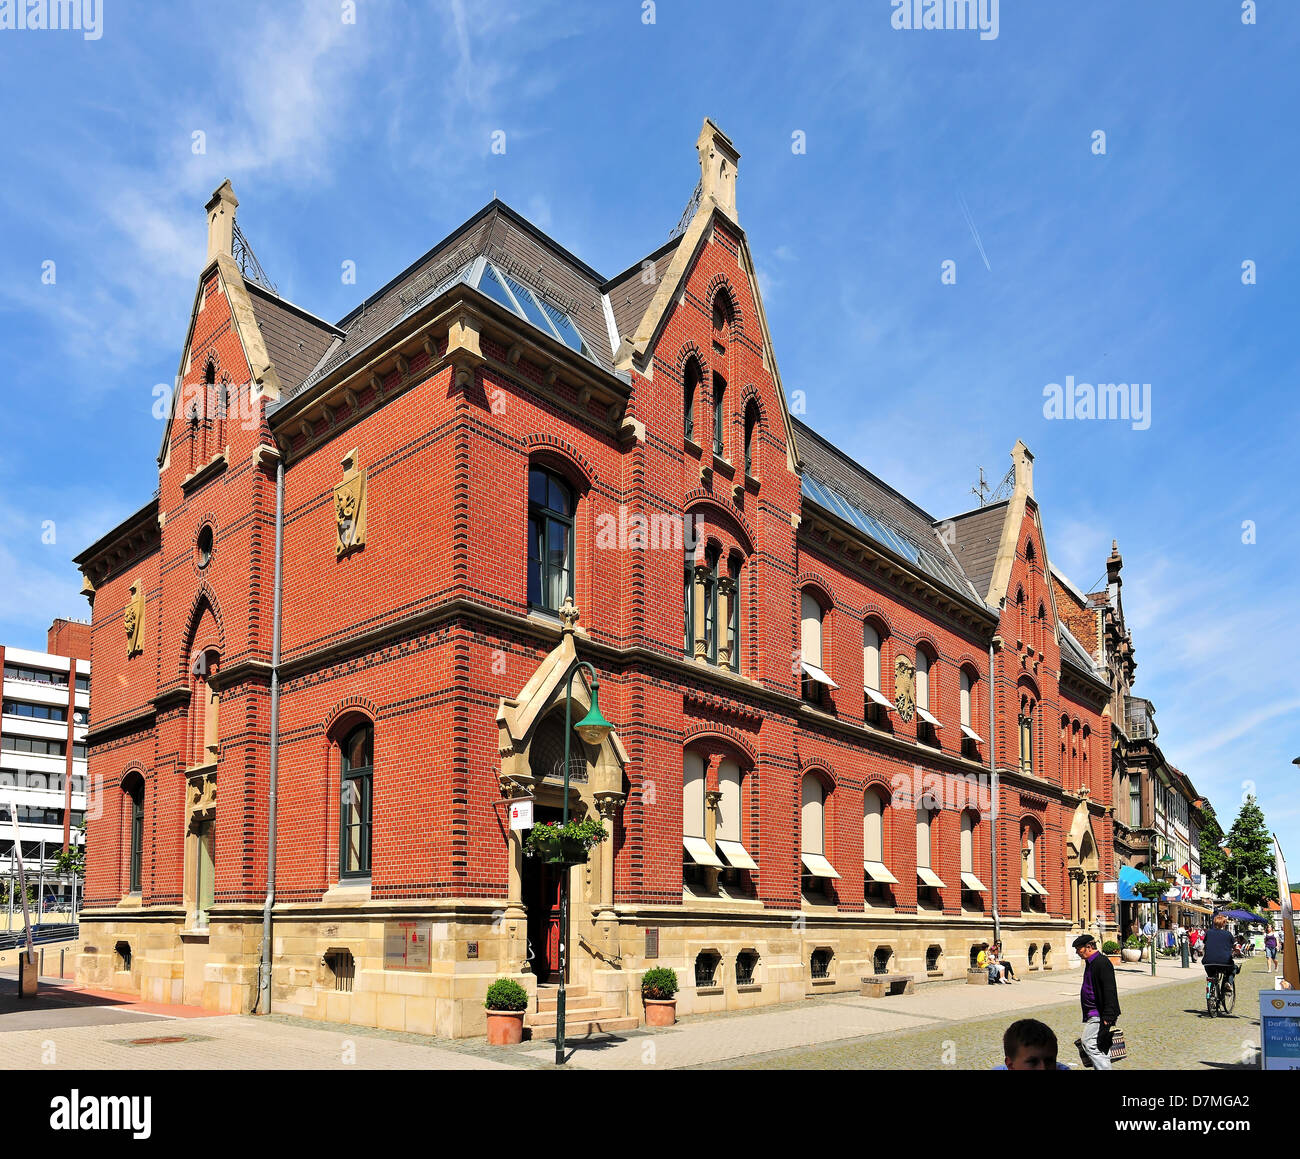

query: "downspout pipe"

left=988, top=638, right=1001, bottom=947
left=257, top=454, right=285, bottom=1013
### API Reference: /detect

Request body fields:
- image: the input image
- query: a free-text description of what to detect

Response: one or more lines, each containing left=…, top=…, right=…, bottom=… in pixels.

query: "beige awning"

left=961, top=724, right=984, bottom=744
left=801, top=852, right=840, bottom=879
left=915, top=706, right=942, bottom=728
left=684, top=836, right=723, bottom=868
left=716, top=839, right=758, bottom=871
left=800, top=660, right=838, bottom=689
left=864, top=860, right=899, bottom=884
left=917, top=866, right=947, bottom=889
left=865, top=686, right=894, bottom=710
left=961, top=871, right=988, bottom=892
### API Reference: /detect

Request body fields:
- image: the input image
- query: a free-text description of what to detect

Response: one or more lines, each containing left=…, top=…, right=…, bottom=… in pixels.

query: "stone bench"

left=967, top=968, right=992, bottom=985
left=859, top=973, right=914, bottom=998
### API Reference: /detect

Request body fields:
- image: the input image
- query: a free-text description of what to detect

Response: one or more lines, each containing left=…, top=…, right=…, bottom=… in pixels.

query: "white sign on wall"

left=509, top=798, right=534, bottom=831
left=1102, top=881, right=1118, bottom=895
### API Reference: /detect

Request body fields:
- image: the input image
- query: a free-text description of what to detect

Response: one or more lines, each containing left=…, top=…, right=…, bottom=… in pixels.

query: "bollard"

left=39, top=947, right=45, bottom=977
left=60, top=948, right=65, bottom=978
left=1180, top=935, right=1190, bottom=969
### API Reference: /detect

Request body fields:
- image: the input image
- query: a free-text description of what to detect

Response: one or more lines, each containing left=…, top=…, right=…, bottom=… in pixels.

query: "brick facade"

left=73, top=123, right=1116, bottom=1034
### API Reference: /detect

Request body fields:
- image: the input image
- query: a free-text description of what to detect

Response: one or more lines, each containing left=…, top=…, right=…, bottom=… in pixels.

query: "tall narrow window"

left=528, top=468, right=574, bottom=613
left=194, top=819, right=215, bottom=928
left=800, top=775, right=838, bottom=887
left=960, top=670, right=972, bottom=727
left=682, top=750, right=721, bottom=885
left=727, top=558, right=740, bottom=672
left=683, top=545, right=696, bottom=656
left=743, top=400, right=759, bottom=476
left=863, top=788, right=896, bottom=899
left=712, top=372, right=726, bottom=457
left=684, top=358, right=701, bottom=442
left=1019, top=698, right=1035, bottom=774
left=127, top=776, right=144, bottom=894
left=915, top=651, right=930, bottom=710
left=340, top=722, right=374, bottom=879
left=800, top=592, right=835, bottom=703
left=864, top=623, right=887, bottom=724
left=703, top=548, right=719, bottom=663
left=716, top=759, right=757, bottom=873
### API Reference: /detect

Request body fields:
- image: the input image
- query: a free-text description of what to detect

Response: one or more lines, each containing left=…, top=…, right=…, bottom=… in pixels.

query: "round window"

left=197, top=525, right=214, bottom=568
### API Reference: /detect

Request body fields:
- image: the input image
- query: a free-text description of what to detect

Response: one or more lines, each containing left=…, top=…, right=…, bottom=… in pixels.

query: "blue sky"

left=1, top=1, right=1297, bottom=868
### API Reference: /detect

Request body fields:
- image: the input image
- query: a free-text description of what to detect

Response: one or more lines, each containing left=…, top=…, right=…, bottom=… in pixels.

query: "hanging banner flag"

left=1275, top=834, right=1298, bottom=991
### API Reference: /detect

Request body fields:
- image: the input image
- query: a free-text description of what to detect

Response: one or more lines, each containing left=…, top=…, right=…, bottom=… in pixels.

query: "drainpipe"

left=257, top=455, right=285, bottom=1013
left=988, top=638, right=1001, bottom=946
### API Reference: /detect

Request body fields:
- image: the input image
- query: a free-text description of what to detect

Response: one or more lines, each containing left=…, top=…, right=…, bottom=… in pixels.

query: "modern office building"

left=1, top=619, right=91, bottom=915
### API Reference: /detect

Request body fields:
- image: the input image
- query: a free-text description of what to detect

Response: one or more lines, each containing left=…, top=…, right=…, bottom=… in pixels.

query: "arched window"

left=743, top=399, right=760, bottom=476
left=684, top=357, right=702, bottom=442
left=716, top=757, right=756, bottom=873
left=1018, top=696, right=1036, bottom=774
left=863, top=622, right=889, bottom=724
left=863, top=787, right=897, bottom=900
left=800, top=591, right=834, bottom=704
left=340, top=722, right=373, bottom=879
left=726, top=557, right=741, bottom=672
left=916, top=807, right=944, bottom=905
left=712, top=371, right=727, bottom=456
left=1021, top=822, right=1048, bottom=908
left=188, top=649, right=220, bottom=769
left=683, top=543, right=696, bottom=656
left=527, top=468, right=574, bottom=613
left=800, top=775, right=838, bottom=888
left=915, top=647, right=939, bottom=743
left=960, top=810, right=987, bottom=901
left=124, top=774, right=144, bottom=894
left=959, top=667, right=983, bottom=753
left=1081, top=724, right=1091, bottom=789
left=702, top=547, right=719, bottom=663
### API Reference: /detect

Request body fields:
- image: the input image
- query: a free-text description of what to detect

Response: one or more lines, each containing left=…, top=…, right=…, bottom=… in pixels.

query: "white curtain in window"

left=801, top=776, right=824, bottom=855
left=864, top=624, right=881, bottom=690
left=801, top=592, right=822, bottom=667
left=960, top=670, right=971, bottom=726
left=864, top=789, right=884, bottom=863
left=683, top=751, right=705, bottom=839
left=915, top=650, right=929, bottom=709
left=916, top=809, right=932, bottom=868
left=717, top=759, right=741, bottom=843
left=1024, top=831, right=1036, bottom=877
left=960, top=811, right=974, bottom=872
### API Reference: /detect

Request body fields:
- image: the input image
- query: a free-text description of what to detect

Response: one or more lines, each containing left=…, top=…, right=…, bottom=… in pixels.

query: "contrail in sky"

left=957, top=190, right=991, bottom=272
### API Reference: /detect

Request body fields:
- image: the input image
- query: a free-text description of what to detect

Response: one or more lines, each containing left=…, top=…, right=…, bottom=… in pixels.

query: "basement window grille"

left=810, top=948, right=833, bottom=980
left=324, top=949, right=355, bottom=993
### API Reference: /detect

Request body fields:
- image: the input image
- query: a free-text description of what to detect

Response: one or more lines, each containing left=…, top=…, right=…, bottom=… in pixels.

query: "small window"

left=323, top=948, right=355, bottom=993
left=1027, top=943, right=1038, bottom=968
left=926, top=945, right=942, bottom=972
left=1042, top=943, right=1053, bottom=969
left=694, top=950, right=721, bottom=988
left=810, top=947, right=833, bottom=980
left=873, top=946, right=893, bottom=975
left=114, top=941, right=132, bottom=972
left=196, top=525, right=214, bottom=568
left=736, top=950, right=759, bottom=986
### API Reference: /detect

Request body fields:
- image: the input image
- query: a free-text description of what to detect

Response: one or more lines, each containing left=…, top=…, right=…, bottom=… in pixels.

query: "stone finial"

left=558, top=596, right=580, bottom=635
left=205, top=179, right=239, bottom=263
left=696, top=118, right=740, bottom=221
left=1011, top=439, right=1035, bottom=499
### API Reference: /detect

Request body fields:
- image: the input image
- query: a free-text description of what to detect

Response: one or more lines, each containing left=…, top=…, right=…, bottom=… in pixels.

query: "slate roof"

left=793, top=419, right=985, bottom=607
left=245, top=284, right=342, bottom=392
left=1059, top=623, right=1101, bottom=676
left=603, top=236, right=682, bottom=347
left=269, top=201, right=629, bottom=414
left=943, top=501, right=1010, bottom=603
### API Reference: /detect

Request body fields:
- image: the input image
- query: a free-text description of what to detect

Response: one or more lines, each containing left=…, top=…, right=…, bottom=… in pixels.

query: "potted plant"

left=1122, top=934, right=1143, bottom=963
left=641, top=966, right=679, bottom=1027
left=524, top=816, right=609, bottom=865
left=1101, top=939, right=1121, bottom=965
left=484, top=977, right=529, bottom=1045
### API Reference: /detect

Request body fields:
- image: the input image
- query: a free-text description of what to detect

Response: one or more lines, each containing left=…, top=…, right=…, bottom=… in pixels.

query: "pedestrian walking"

left=1264, top=927, right=1279, bottom=973
left=1072, top=933, right=1121, bottom=1070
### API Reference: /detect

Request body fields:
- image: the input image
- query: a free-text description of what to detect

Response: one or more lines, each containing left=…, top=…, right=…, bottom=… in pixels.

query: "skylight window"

left=469, top=259, right=592, bottom=361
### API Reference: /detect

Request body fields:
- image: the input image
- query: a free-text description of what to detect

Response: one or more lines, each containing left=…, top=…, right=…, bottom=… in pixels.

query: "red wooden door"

left=542, top=864, right=563, bottom=981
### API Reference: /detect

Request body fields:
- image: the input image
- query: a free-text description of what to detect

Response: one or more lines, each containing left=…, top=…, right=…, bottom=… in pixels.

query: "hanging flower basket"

left=524, top=817, right=608, bottom=866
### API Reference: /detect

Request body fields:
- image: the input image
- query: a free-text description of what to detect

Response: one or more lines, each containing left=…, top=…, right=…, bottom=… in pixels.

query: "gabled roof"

left=944, top=501, right=1010, bottom=603
left=602, top=236, right=682, bottom=349
left=795, top=419, right=985, bottom=607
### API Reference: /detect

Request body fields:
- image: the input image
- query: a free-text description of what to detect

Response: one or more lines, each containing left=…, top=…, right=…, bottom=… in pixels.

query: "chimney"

left=1010, top=439, right=1035, bottom=499
left=696, top=119, right=740, bottom=222
left=1107, top=539, right=1123, bottom=588
left=205, top=179, right=239, bottom=263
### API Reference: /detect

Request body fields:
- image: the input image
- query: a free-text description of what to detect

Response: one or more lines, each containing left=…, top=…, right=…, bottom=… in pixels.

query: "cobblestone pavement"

left=0, top=956, right=1273, bottom=1070
left=705, top=957, right=1275, bottom=1070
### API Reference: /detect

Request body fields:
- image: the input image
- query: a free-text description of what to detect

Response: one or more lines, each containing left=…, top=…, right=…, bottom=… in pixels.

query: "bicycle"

left=1205, top=963, right=1237, bottom=1017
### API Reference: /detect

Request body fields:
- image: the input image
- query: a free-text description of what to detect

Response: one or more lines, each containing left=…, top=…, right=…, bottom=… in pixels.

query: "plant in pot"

left=1101, top=939, right=1121, bottom=965
left=524, top=816, right=609, bottom=866
left=1122, top=934, right=1144, bottom=963
left=641, top=966, right=679, bottom=1027
left=484, top=977, right=529, bottom=1045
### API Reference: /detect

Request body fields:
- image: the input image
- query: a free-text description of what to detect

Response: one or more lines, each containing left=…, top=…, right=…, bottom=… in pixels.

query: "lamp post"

left=553, top=660, right=614, bottom=1067
left=1154, top=851, right=1174, bottom=977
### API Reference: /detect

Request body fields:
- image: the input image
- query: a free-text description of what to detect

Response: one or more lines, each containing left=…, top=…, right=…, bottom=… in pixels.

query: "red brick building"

left=74, top=122, right=1115, bottom=1036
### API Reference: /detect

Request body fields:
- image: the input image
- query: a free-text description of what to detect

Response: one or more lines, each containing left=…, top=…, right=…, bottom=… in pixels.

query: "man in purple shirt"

left=1072, top=933, right=1121, bottom=1070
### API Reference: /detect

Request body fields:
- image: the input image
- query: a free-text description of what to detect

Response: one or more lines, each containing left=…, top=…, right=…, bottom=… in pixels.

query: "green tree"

left=53, top=819, right=86, bottom=879
left=1221, top=796, right=1276, bottom=911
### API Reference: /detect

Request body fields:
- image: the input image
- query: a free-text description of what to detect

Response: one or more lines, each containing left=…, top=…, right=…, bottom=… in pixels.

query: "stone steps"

left=525, top=1011, right=640, bottom=1037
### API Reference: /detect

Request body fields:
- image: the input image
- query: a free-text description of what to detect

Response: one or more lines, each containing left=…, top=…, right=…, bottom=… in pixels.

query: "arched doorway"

left=1066, top=802, right=1101, bottom=931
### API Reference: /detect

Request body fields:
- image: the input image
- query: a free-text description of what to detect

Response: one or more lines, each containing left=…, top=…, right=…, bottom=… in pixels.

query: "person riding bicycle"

left=1203, top=913, right=1237, bottom=983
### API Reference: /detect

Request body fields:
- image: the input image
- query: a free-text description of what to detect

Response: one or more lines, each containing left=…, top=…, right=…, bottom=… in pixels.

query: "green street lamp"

left=554, top=660, right=613, bottom=1067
